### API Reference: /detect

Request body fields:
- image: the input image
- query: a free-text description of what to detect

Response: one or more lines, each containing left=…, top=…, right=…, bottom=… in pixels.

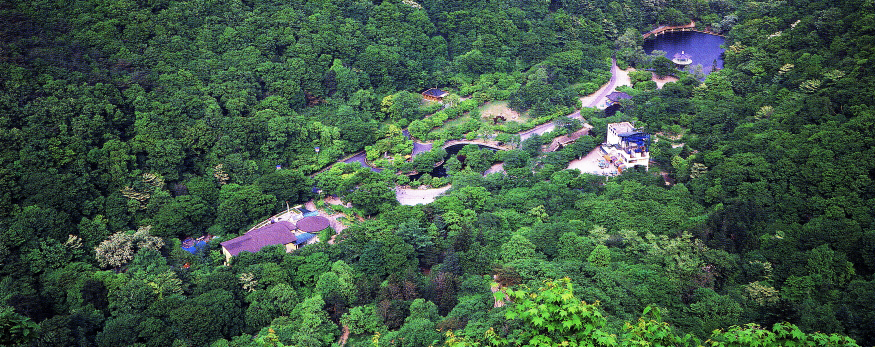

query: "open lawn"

left=479, top=101, right=527, bottom=123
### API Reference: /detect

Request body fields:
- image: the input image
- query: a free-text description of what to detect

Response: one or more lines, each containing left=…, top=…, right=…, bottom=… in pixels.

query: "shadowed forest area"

left=0, top=0, right=874, bottom=346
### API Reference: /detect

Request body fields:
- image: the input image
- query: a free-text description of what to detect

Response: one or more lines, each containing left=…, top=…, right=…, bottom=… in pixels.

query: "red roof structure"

left=220, top=221, right=297, bottom=257
left=296, top=215, right=331, bottom=233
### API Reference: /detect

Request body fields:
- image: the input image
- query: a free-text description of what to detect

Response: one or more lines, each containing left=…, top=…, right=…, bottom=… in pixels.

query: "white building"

left=603, top=122, right=650, bottom=171
left=607, top=122, right=635, bottom=146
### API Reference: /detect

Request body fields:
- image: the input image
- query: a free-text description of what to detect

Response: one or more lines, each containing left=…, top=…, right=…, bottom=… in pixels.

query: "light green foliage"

left=341, top=305, right=384, bottom=336
left=622, top=306, right=696, bottom=347
left=707, top=322, right=860, bottom=347
left=94, top=227, right=165, bottom=269
left=503, top=278, right=617, bottom=347
left=501, top=233, right=541, bottom=263
left=587, top=244, right=612, bottom=267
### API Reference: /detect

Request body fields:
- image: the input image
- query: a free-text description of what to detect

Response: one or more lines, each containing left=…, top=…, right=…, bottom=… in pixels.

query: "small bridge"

left=442, top=139, right=512, bottom=151
left=643, top=21, right=725, bottom=39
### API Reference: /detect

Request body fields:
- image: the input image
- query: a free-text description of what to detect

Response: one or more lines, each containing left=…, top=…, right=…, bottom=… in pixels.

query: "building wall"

left=222, top=247, right=232, bottom=263
left=607, top=129, right=621, bottom=145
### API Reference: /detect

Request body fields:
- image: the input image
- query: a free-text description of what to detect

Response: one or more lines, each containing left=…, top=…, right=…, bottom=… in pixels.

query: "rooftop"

left=296, top=215, right=331, bottom=233
left=606, top=91, right=632, bottom=102
left=220, top=221, right=297, bottom=257
left=608, top=122, right=635, bottom=134
left=422, top=88, right=449, bottom=98
left=294, top=232, right=316, bottom=245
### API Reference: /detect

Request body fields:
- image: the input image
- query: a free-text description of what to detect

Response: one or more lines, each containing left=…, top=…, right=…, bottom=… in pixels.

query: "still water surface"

left=643, top=31, right=726, bottom=75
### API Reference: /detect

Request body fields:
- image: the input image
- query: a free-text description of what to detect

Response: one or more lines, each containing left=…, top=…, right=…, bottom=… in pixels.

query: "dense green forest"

left=1, top=0, right=873, bottom=345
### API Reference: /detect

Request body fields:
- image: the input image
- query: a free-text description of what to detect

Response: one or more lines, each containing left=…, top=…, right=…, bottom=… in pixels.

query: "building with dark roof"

left=296, top=215, right=331, bottom=233
left=606, top=91, right=632, bottom=103
left=422, top=88, right=449, bottom=101
left=220, top=221, right=299, bottom=262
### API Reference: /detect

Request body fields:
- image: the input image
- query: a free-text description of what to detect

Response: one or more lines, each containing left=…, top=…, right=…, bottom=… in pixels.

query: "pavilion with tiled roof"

left=220, top=221, right=298, bottom=262
left=606, top=91, right=632, bottom=103
left=422, top=88, right=449, bottom=101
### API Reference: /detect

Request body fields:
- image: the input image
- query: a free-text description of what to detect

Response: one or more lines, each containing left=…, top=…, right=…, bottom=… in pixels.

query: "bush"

left=579, top=82, right=600, bottom=95
left=458, top=99, right=479, bottom=112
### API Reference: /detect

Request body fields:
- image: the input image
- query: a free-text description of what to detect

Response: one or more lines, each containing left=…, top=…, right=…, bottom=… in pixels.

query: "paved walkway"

left=395, top=185, right=452, bottom=206
left=567, top=146, right=617, bottom=176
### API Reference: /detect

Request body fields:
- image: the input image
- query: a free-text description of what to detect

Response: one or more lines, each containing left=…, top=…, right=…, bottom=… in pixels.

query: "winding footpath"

left=318, top=58, right=625, bottom=178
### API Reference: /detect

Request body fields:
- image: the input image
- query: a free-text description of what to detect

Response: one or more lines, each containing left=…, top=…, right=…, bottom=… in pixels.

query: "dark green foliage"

left=216, top=184, right=276, bottom=233
left=255, top=169, right=315, bottom=206
left=0, top=306, right=39, bottom=346
left=152, top=195, right=213, bottom=238
left=0, top=0, right=872, bottom=345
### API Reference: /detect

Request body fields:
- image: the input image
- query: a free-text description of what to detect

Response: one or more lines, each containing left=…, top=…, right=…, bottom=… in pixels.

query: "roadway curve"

left=585, top=57, right=621, bottom=108
left=518, top=58, right=619, bottom=142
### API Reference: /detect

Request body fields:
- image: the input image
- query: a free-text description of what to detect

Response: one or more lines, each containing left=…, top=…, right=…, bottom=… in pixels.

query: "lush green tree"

left=0, top=306, right=39, bottom=346
left=216, top=184, right=277, bottom=233
left=269, top=295, right=338, bottom=347
left=343, top=180, right=397, bottom=216
left=255, top=169, right=315, bottom=206
left=502, top=278, right=616, bottom=346
left=587, top=244, right=612, bottom=267
left=501, top=233, right=541, bottom=263
left=151, top=195, right=212, bottom=238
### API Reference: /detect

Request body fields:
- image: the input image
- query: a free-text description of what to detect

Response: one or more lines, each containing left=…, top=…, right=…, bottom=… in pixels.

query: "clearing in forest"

left=479, top=101, right=526, bottom=123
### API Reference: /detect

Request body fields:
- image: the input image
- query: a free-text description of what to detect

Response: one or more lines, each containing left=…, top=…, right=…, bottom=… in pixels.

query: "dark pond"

left=643, top=31, right=725, bottom=75
left=410, top=143, right=502, bottom=179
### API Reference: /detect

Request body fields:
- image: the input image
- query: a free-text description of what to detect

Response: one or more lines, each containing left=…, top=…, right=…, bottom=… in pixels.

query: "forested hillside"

left=0, top=0, right=873, bottom=346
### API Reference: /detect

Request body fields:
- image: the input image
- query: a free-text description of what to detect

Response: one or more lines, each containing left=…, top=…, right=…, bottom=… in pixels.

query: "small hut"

left=422, top=88, right=449, bottom=101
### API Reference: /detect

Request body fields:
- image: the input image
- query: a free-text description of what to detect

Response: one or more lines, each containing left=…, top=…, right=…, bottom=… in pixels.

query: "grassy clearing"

left=479, top=101, right=528, bottom=124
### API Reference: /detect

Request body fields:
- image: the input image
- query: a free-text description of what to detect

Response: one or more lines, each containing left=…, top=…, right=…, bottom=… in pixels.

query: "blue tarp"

left=294, top=233, right=315, bottom=245
left=182, top=240, right=208, bottom=254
